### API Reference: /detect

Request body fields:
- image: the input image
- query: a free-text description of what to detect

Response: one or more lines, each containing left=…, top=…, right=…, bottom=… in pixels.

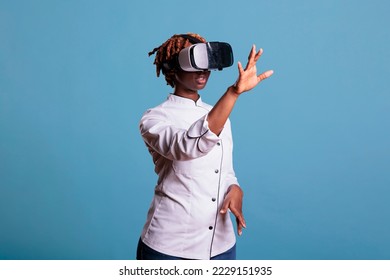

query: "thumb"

left=258, top=70, right=274, bottom=82
left=220, top=201, right=229, bottom=214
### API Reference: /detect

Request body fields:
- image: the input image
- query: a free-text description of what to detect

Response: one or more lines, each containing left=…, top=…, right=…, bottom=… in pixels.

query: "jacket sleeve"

left=139, top=108, right=220, bottom=161
left=223, top=120, right=240, bottom=188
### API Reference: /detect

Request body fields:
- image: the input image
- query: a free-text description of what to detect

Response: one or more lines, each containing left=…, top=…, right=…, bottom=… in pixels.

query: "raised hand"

left=232, top=45, right=274, bottom=95
left=207, top=44, right=274, bottom=135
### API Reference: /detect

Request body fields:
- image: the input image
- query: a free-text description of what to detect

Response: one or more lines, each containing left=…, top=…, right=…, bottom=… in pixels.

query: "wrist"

left=228, top=184, right=243, bottom=194
left=227, top=85, right=241, bottom=98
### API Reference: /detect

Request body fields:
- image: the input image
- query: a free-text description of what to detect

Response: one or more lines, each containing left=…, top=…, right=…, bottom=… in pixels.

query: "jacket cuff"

left=187, top=114, right=220, bottom=154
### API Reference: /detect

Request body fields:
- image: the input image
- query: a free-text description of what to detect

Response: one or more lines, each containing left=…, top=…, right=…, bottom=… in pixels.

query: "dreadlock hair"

left=148, top=33, right=206, bottom=88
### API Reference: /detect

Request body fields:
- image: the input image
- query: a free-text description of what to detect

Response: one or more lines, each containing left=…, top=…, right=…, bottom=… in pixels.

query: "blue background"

left=1, top=0, right=389, bottom=260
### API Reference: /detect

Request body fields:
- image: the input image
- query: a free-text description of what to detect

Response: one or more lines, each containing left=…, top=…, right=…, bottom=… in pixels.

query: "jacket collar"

left=167, top=94, right=204, bottom=107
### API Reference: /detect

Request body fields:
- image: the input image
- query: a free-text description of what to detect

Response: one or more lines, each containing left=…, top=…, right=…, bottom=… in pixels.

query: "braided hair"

left=148, top=33, right=206, bottom=87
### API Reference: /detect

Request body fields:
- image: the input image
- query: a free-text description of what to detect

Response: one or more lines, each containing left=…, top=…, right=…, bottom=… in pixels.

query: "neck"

left=173, top=88, right=200, bottom=102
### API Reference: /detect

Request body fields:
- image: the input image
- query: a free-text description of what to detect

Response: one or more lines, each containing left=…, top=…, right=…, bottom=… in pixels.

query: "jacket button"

left=217, top=142, right=221, bottom=146
left=214, top=169, right=219, bottom=173
left=212, top=198, right=216, bottom=202
left=209, top=226, right=213, bottom=230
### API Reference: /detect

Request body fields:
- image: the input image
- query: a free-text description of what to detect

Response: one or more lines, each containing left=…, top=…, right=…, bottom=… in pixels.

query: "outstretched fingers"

left=254, top=47, right=263, bottom=62
left=244, top=45, right=256, bottom=70
left=246, top=45, right=263, bottom=68
left=234, top=45, right=273, bottom=94
left=247, top=44, right=256, bottom=61
left=237, top=61, right=244, bottom=75
left=258, top=70, right=274, bottom=82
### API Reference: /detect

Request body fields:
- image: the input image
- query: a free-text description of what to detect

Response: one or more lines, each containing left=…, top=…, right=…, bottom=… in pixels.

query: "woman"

left=137, top=33, right=273, bottom=260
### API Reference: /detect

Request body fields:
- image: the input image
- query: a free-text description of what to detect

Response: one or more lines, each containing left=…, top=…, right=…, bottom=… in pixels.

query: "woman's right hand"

left=231, top=45, right=274, bottom=95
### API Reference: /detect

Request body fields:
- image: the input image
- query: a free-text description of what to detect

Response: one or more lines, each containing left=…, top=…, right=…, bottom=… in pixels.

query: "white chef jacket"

left=139, top=93, right=239, bottom=260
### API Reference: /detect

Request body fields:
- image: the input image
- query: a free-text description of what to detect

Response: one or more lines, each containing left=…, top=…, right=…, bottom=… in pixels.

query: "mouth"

left=195, top=74, right=208, bottom=84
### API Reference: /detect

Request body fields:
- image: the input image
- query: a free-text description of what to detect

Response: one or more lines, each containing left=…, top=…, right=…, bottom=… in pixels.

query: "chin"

left=196, top=84, right=207, bottom=91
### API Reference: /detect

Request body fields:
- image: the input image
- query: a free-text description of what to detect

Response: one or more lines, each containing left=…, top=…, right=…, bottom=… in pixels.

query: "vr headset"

left=178, top=42, right=234, bottom=71
left=163, top=35, right=234, bottom=72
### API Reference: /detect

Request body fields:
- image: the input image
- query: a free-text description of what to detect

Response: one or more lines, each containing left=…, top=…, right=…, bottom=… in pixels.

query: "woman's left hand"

left=232, top=45, right=273, bottom=95
left=220, top=184, right=246, bottom=236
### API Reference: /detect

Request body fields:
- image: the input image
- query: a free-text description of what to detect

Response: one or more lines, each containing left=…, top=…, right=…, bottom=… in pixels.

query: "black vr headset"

left=163, top=34, right=234, bottom=72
